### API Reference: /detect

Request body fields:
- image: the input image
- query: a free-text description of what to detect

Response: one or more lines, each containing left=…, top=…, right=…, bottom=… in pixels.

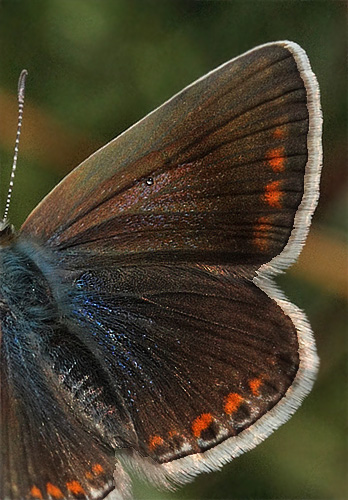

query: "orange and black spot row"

left=85, top=462, right=106, bottom=481
left=263, top=180, right=282, bottom=208
left=149, top=434, right=164, bottom=450
left=46, top=483, right=64, bottom=499
left=248, top=377, right=263, bottom=396
left=192, top=413, right=213, bottom=438
left=92, top=463, right=104, bottom=475
left=266, top=146, right=286, bottom=172
left=224, top=392, right=243, bottom=415
left=253, top=216, right=270, bottom=251
left=66, top=480, right=85, bottom=496
left=30, top=486, right=43, bottom=499
left=272, top=127, right=286, bottom=139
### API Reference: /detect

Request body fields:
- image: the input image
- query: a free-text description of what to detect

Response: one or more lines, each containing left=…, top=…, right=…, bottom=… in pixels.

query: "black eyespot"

left=146, top=177, right=154, bottom=186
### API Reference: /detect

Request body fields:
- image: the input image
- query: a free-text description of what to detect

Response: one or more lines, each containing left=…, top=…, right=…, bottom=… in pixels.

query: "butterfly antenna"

left=2, top=69, right=28, bottom=223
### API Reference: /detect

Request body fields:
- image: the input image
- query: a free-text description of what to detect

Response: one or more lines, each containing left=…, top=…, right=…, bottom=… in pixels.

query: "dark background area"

left=0, top=1, right=346, bottom=499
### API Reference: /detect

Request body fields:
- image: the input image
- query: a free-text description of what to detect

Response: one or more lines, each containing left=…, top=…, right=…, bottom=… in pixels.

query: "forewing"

left=20, top=42, right=320, bottom=269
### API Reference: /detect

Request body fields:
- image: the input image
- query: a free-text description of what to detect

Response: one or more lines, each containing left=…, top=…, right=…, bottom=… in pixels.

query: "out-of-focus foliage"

left=0, top=1, right=346, bottom=499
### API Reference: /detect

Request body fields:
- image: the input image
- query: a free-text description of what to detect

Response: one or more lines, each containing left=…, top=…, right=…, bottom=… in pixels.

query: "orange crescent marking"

left=66, top=480, right=85, bottom=495
left=30, top=486, right=43, bottom=499
left=149, top=434, right=164, bottom=450
left=249, top=377, right=262, bottom=396
left=192, top=413, right=213, bottom=437
left=92, top=463, right=104, bottom=475
left=46, top=483, right=64, bottom=499
left=253, top=216, right=270, bottom=251
left=224, top=393, right=243, bottom=415
left=266, top=147, right=286, bottom=172
left=264, top=180, right=282, bottom=208
left=273, top=127, right=286, bottom=139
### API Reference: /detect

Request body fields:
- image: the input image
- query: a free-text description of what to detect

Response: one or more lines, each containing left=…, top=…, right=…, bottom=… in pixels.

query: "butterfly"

left=0, top=40, right=322, bottom=500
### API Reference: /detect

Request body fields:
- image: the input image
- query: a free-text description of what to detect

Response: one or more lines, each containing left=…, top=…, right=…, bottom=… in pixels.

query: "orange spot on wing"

left=273, top=127, right=286, bottom=139
left=264, top=180, right=282, bottom=208
left=253, top=216, right=270, bottom=251
left=66, top=480, right=85, bottom=496
left=192, top=413, right=213, bottom=438
left=149, top=434, right=164, bottom=450
left=224, top=393, right=243, bottom=415
left=92, top=463, right=104, bottom=475
left=249, top=377, right=262, bottom=396
left=30, top=486, right=43, bottom=499
left=85, top=471, right=94, bottom=480
left=46, top=483, right=64, bottom=499
left=266, top=147, right=285, bottom=172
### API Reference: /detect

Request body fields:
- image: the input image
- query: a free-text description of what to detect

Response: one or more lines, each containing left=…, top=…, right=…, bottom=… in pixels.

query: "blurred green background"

left=0, top=1, right=346, bottom=499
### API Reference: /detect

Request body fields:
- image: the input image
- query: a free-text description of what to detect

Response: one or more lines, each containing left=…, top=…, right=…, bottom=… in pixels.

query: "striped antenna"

left=2, top=69, right=28, bottom=222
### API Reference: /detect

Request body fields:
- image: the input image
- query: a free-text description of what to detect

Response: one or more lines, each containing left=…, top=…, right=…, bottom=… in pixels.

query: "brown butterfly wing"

left=9, top=41, right=321, bottom=497
left=21, top=42, right=319, bottom=272
left=59, top=263, right=300, bottom=464
left=0, top=354, right=119, bottom=500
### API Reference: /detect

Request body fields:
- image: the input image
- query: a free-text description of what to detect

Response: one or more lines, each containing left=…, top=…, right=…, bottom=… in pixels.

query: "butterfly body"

left=0, top=41, right=322, bottom=500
